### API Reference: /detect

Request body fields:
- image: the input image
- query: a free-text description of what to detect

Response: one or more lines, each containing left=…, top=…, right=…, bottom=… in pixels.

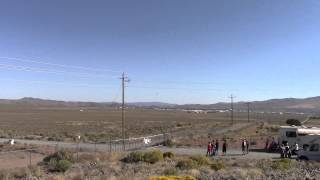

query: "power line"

left=129, top=85, right=223, bottom=92
left=134, top=80, right=228, bottom=86
left=0, top=77, right=118, bottom=88
left=0, top=63, right=118, bottom=79
left=0, top=56, right=122, bottom=73
left=132, top=79, right=295, bottom=88
left=130, top=81, right=294, bottom=93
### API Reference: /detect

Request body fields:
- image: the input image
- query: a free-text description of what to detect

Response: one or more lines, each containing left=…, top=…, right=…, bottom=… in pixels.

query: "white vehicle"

left=279, top=126, right=320, bottom=147
left=297, top=137, right=320, bottom=161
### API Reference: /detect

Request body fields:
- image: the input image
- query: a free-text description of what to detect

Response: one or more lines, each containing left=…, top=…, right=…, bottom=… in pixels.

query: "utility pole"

left=229, top=95, right=236, bottom=125
left=121, top=72, right=129, bottom=151
left=246, top=102, right=251, bottom=123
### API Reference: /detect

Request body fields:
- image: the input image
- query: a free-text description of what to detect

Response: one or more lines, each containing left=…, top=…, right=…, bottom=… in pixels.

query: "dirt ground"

left=0, top=151, right=44, bottom=169
left=0, top=144, right=53, bottom=170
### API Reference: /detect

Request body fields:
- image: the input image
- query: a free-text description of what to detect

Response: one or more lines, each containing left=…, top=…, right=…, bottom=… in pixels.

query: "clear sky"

left=0, top=0, right=320, bottom=104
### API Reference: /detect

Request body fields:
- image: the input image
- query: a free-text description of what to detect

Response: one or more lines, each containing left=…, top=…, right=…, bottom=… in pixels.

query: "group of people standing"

left=206, top=140, right=227, bottom=156
left=207, top=139, right=250, bottom=157
left=280, top=142, right=299, bottom=158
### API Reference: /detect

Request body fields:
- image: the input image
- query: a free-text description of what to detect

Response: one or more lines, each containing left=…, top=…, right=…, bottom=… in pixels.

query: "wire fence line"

left=0, top=133, right=170, bottom=154
left=53, top=133, right=170, bottom=153
left=0, top=133, right=170, bottom=169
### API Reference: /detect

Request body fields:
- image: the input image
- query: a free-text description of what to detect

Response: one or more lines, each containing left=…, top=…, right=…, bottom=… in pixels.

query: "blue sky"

left=0, top=0, right=320, bottom=104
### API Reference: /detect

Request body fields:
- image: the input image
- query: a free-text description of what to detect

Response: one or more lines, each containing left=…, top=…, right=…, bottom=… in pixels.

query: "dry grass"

left=0, top=166, right=43, bottom=180
left=1, top=149, right=319, bottom=180
left=0, top=105, right=307, bottom=143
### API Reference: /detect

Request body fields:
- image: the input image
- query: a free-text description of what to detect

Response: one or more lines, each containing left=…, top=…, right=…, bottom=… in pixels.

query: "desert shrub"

left=176, top=159, right=197, bottom=170
left=286, top=119, right=301, bottom=126
left=43, top=150, right=74, bottom=172
left=210, top=161, right=225, bottom=171
left=150, top=176, right=196, bottom=180
left=47, top=159, right=72, bottom=172
left=28, top=166, right=43, bottom=178
left=190, top=155, right=211, bottom=166
left=163, top=168, right=178, bottom=176
left=47, top=135, right=64, bottom=142
left=43, top=150, right=74, bottom=163
left=143, top=150, right=163, bottom=164
left=163, top=152, right=175, bottom=159
left=123, top=151, right=145, bottom=163
left=163, top=139, right=174, bottom=147
left=56, top=160, right=72, bottom=172
left=176, top=123, right=183, bottom=127
left=123, top=150, right=163, bottom=164
left=271, top=159, right=294, bottom=171
left=47, top=158, right=57, bottom=169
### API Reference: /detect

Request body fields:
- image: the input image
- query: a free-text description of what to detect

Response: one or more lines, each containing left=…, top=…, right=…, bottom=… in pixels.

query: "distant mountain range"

left=176, top=97, right=320, bottom=113
left=1, top=96, right=320, bottom=113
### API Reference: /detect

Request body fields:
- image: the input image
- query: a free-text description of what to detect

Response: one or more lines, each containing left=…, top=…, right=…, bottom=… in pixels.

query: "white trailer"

left=279, top=126, right=320, bottom=147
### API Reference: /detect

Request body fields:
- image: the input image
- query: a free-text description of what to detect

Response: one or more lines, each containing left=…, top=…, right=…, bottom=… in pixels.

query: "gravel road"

left=151, top=146, right=280, bottom=160
left=0, top=138, right=281, bottom=160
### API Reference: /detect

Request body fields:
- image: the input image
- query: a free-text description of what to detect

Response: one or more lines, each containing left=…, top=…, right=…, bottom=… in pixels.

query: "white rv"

left=279, top=126, right=320, bottom=147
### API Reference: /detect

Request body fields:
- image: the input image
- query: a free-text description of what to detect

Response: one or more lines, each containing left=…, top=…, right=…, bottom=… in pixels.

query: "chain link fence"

left=53, top=133, right=170, bottom=152
left=0, top=133, right=170, bottom=170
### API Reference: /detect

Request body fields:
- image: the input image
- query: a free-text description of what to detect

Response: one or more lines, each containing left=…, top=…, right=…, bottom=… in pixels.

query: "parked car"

left=297, top=142, right=320, bottom=161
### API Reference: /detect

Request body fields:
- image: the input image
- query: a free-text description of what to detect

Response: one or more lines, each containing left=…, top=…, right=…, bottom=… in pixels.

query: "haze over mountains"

left=1, top=96, right=320, bottom=113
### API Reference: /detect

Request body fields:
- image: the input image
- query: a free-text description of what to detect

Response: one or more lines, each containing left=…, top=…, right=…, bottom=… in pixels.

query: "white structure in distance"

left=10, top=139, right=15, bottom=145
left=143, top=138, right=151, bottom=145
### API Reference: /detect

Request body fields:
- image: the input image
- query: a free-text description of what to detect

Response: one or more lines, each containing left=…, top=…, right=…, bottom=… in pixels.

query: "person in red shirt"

left=207, top=142, right=212, bottom=156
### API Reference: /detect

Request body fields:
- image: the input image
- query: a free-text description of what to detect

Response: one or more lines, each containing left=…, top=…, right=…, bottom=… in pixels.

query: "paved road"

left=151, top=146, right=280, bottom=160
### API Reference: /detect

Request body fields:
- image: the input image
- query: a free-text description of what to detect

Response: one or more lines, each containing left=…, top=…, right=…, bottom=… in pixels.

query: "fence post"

left=109, top=138, right=112, bottom=153
left=28, top=151, right=32, bottom=167
left=55, top=143, right=59, bottom=152
left=77, top=143, right=79, bottom=161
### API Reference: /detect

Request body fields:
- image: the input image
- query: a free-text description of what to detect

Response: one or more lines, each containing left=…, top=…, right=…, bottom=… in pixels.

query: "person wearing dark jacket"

left=215, top=140, right=219, bottom=155
left=242, top=139, right=246, bottom=155
left=246, top=139, right=249, bottom=154
left=222, top=140, right=227, bottom=155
